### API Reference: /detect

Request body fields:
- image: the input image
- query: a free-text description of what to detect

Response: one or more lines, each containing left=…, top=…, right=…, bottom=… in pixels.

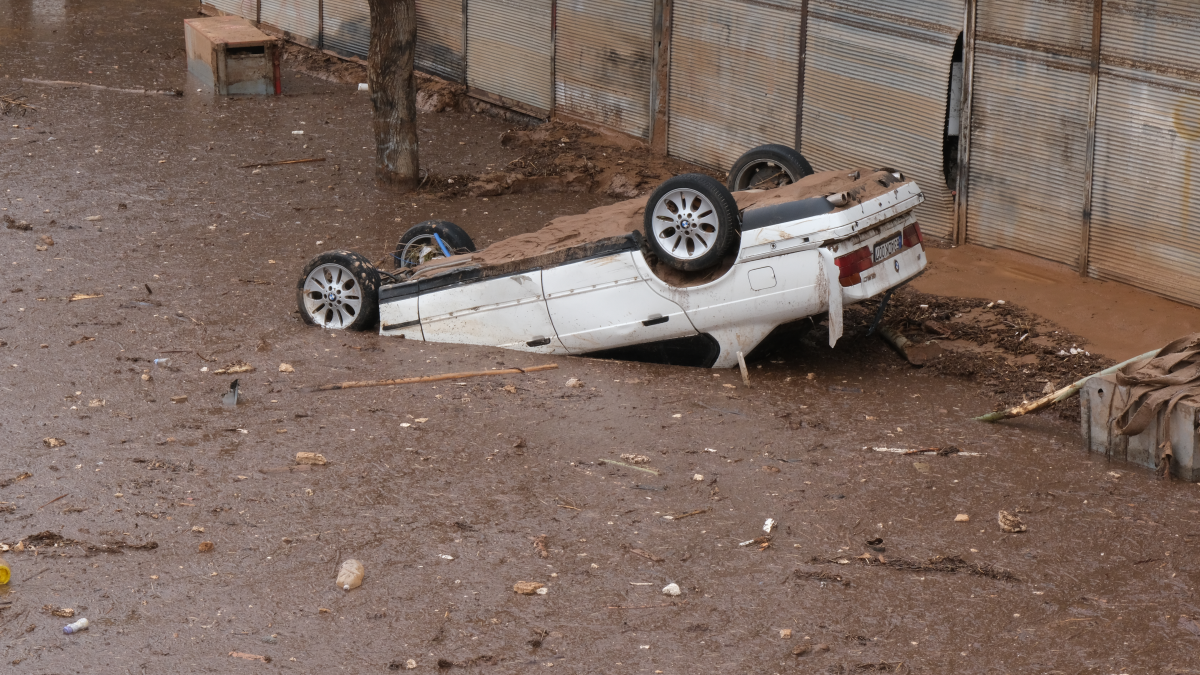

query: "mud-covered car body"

left=373, top=169, right=927, bottom=368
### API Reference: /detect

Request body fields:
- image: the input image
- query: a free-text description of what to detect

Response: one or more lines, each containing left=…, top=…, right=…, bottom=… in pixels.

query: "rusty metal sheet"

left=208, top=0, right=258, bottom=20
left=260, top=0, right=321, bottom=47
left=977, top=0, right=1093, bottom=55
left=556, top=0, right=654, bottom=139
left=667, top=0, right=801, bottom=171
left=1086, top=1, right=1200, bottom=305
left=467, top=0, right=554, bottom=115
left=415, top=0, right=464, bottom=82
left=801, top=1, right=961, bottom=241
left=1101, top=0, right=1200, bottom=76
left=323, top=0, right=370, bottom=58
left=964, top=0, right=1092, bottom=263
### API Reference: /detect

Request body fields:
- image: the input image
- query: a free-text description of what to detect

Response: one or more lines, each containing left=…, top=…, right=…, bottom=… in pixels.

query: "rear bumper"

left=841, top=243, right=927, bottom=304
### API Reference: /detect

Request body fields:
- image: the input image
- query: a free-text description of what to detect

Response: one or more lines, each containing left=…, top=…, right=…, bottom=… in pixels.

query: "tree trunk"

left=366, top=0, right=419, bottom=190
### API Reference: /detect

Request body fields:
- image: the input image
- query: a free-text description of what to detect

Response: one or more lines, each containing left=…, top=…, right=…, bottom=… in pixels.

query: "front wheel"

left=644, top=173, right=739, bottom=272
left=727, top=144, right=813, bottom=191
left=296, top=250, right=380, bottom=330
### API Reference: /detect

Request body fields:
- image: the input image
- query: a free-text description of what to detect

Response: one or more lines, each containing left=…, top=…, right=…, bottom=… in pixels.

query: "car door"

left=418, top=270, right=568, bottom=354
left=543, top=252, right=697, bottom=353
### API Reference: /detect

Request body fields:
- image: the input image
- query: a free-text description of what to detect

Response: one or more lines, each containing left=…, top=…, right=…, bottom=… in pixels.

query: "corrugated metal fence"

left=965, top=0, right=1094, bottom=266
left=556, top=0, right=654, bottom=138
left=802, top=0, right=962, bottom=241
left=1087, top=0, right=1200, bottom=306
left=666, top=0, right=801, bottom=170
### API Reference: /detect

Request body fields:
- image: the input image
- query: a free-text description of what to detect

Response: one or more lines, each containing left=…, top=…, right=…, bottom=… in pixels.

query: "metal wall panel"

left=556, top=0, right=654, bottom=139
left=467, top=0, right=554, bottom=115
left=977, top=0, right=1093, bottom=53
left=415, top=0, right=464, bottom=82
left=801, top=2, right=961, bottom=240
left=208, top=0, right=257, bottom=20
left=1101, top=0, right=1200, bottom=75
left=323, top=0, right=370, bottom=58
left=964, top=0, right=1092, bottom=263
left=1088, top=76, right=1200, bottom=304
left=668, top=0, right=801, bottom=171
left=260, top=0, right=321, bottom=46
left=1086, top=2, right=1200, bottom=305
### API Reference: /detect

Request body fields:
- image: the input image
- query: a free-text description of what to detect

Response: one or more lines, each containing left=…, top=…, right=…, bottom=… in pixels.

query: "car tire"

left=727, top=144, right=814, bottom=192
left=296, top=250, right=380, bottom=331
left=394, top=220, right=476, bottom=269
left=644, top=173, right=739, bottom=272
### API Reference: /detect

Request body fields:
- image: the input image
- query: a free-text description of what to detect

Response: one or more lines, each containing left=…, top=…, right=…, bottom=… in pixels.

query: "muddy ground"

left=2, top=2, right=1200, bottom=673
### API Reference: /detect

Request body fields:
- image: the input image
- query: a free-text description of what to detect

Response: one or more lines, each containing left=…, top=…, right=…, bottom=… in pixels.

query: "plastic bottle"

left=0, top=554, right=9, bottom=585
left=336, top=559, right=364, bottom=591
left=63, top=618, right=88, bottom=634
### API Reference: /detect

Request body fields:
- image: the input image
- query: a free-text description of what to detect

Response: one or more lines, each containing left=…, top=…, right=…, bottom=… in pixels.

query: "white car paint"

left=378, top=180, right=928, bottom=368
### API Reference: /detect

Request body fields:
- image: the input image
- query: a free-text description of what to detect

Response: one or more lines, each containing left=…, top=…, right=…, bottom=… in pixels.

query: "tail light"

left=834, top=246, right=872, bottom=287
left=902, top=222, right=923, bottom=248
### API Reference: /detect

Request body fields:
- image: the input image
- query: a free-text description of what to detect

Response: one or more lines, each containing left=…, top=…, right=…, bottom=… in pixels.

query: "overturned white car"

left=297, top=145, right=928, bottom=368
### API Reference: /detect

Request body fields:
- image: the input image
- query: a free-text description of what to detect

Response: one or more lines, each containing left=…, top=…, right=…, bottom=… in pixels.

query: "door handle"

left=526, top=337, right=551, bottom=347
left=642, top=314, right=669, bottom=327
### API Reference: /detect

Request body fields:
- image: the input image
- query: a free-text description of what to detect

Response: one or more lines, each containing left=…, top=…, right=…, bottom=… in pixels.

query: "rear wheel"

left=393, top=220, right=475, bottom=269
left=644, top=173, right=739, bottom=272
left=296, top=250, right=380, bottom=331
left=727, top=144, right=813, bottom=191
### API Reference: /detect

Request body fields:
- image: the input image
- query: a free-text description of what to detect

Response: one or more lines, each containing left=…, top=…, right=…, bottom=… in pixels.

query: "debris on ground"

left=513, top=581, right=544, bottom=595
left=810, top=554, right=1018, bottom=581
left=35, top=234, right=53, bottom=250
left=229, top=651, right=271, bottom=662
left=198, top=541, right=214, bottom=553
left=779, top=629, right=792, bottom=639
left=295, top=452, right=326, bottom=466
left=1, top=472, right=33, bottom=487
left=170, top=395, right=188, bottom=404
left=662, top=582, right=681, bottom=596
left=213, top=360, right=254, bottom=375
left=278, top=363, right=294, bottom=373
left=619, top=454, right=650, bottom=464
left=44, top=605, right=74, bottom=618
left=533, top=534, right=549, bottom=558
left=42, top=438, right=65, bottom=448
left=763, top=518, right=776, bottom=533
left=67, top=293, right=103, bottom=302
left=4, top=215, right=32, bottom=230
left=955, top=514, right=970, bottom=522
left=847, top=289, right=1117, bottom=419
left=62, top=618, right=88, bottom=634
left=565, top=377, right=582, bottom=388
left=998, top=510, right=1027, bottom=533
left=337, top=559, right=364, bottom=591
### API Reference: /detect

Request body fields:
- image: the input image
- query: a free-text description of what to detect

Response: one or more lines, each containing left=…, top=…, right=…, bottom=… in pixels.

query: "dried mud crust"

left=846, top=288, right=1115, bottom=419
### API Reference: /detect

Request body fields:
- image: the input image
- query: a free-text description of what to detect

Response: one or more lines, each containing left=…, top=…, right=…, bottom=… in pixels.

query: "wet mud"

left=3, top=2, right=1200, bottom=674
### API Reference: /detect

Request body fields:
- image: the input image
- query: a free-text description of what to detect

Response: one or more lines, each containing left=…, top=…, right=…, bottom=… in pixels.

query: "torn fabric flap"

left=817, top=248, right=843, bottom=348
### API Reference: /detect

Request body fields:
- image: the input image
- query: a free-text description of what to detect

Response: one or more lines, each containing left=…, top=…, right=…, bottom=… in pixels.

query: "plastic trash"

left=358, top=83, right=369, bottom=91
left=63, top=618, right=88, bottom=634
left=662, top=582, right=681, bottom=596
left=153, top=358, right=171, bottom=368
left=337, top=559, right=364, bottom=591
left=0, top=554, right=9, bottom=584
left=222, top=379, right=240, bottom=407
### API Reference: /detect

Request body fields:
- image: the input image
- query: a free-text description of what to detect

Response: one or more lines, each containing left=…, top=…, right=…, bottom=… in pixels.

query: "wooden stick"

left=239, top=157, right=326, bottom=168
left=312, top=363, right=558, bottom=391
left=606, top=602, right=683, bottom=609
left=38, top=493, right=68, bottom=510
left=976, top=348, right=1159, bottom=422
left=21, top=77, right=181, bottom=96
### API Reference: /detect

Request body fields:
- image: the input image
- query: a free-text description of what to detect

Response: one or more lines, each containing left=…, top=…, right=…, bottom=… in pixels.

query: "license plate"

left=872, top=233, right=903, bottom=264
